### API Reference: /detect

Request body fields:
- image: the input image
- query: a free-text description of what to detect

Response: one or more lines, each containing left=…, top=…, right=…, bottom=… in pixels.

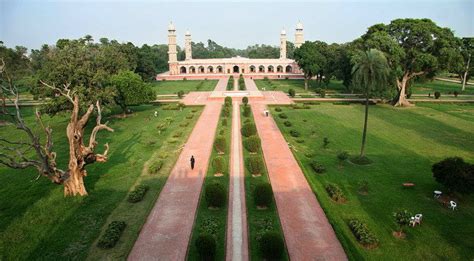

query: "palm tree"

left=351, top=49, right=390, bottom=159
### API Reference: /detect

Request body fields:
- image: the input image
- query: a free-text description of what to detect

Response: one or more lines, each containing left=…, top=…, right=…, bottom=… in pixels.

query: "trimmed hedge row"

left=348, top=219, right=379, bottom=247
left=254, top=183, right=273, bottom=207
left=205, top=182, right=227, bottom=208
left=325, top=183, right=346, bottom=203
left=127, top=185, right=149, bottom=203
left=97, top=221, right=127, bottom=249
left=247, top=156, right=264, bottom=175
left=214, top=136, right=227, bottom=154
left=212, top=156, right=225, bottom=174
left=241, top=122, right=257, bottom=137
left=149, top=160, right=163, bottom=174
left=243, top=135, right=261, bottom=153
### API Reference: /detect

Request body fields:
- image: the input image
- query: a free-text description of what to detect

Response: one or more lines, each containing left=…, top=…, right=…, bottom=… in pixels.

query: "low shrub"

left=195, top=234, right=216, bottom=260
left=177, top=90, right=184, bottom=99
left=223, top=106, right=231, bottom=117
left=290, top=130, right=300, bottom=137
left=432, top=157, right=474, bottom=194
left=173, top=131, right=182, bottom=138
left=337, top=151, right=349, bottom=162
left=288, top=88, right=295, bottom=98
left=179, top=122, right=189, bottom=127
left=186, top=113, right=194, bottom=119
left=278, top=113, right=288, bottom=119
left=214, top=136, right=226, bottom=154
left=283, top=120, right=292, bottom=127
left=205, top=182, right=226, bottom=208
left=247, top=156, right=264, bottom=175
left=199, top=217, right=220, bottom=236
left=149, top=160, right=164, bottom=174
left=323, top=137, right=330, bottom=149
left=97, top=221, right=127, bottom=249
left=259, top=231, right=284, bottom=260
left=453, top=91, right=459, bottom=97
left=310, top=161, right=326, bottom=173
left=296, top=139, right=305, bottom=143
left=225, top=96, right=232, bottom=107
left=274, top=107, right=282, bottom=112
left=348, top=219, right=379, bottom=247
left=127, top=185, right=150, bottom=203
left=254, top=183, right=273, bottom=207
left=434, top=91, right=441, bottom=99
left=243, top=106, right=251, bottom=117
left=320, top=89, right=326, bottom=98
left=242, top=96, right=249, bottom=106
left=221, top=118, right=227, bottom=126
left=325, top=183, right=346, bottom=202
left=213, top=156, right=225, bottom=174
left=243, top=135, right=261, bottom=153
left=241, top=123, right=257, bottom=137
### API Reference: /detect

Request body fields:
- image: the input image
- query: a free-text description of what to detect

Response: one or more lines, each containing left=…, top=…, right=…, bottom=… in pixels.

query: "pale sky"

left=1, top=0, right=473, bottom=51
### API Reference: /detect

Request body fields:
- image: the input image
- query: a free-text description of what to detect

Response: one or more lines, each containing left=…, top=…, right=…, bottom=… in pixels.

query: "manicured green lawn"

left=271, top=103, right=474, bottom=260
left=151, top=79, right=218, bottom=95
left=241, top=105, right=288, bottom=261
left=255, top=79, right=348, bottom=94
left=0, top=105, right=202, bottom=260
left=187, top=105, right=229, bottom=261
left=411, top=80, right=474, bottom=95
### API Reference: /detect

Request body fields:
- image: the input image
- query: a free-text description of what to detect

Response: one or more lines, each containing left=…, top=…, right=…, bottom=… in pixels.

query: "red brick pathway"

left=251, top=102, right=347, bottom=260
left=128, top=102, right=222, bottom=261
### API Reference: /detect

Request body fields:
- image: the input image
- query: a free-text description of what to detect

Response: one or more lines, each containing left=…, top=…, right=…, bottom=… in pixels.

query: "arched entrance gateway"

left=233, top=65, right=240, bottom=73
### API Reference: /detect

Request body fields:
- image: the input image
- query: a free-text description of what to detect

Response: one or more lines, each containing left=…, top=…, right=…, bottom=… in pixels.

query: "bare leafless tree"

left=0, top=58, right=113, bottom=196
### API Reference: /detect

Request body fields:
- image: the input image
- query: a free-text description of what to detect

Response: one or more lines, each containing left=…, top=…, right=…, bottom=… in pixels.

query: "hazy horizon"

left=1, top=0, right=473, bottom=51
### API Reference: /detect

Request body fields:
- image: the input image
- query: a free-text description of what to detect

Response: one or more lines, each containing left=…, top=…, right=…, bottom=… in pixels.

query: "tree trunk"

left=394, top=74, right=412, bottom=107
left=360, top=95, right=369, bottom=158
left=63, top=168, right=88, bottom=196
left=304, top=78, right=308, bottom=90
left=462, top=55, right=470, bottom=92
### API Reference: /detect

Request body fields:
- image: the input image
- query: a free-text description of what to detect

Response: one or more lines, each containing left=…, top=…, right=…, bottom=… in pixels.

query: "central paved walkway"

left=226, top=101, right=249, bottom=261
left=251, top=102, right=347, bottom=261
left=128, top=101, right=222, bottom=261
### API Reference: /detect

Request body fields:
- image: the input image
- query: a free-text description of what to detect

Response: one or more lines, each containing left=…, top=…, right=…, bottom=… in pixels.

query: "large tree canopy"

left=449, top=37, right=474, bottom=91
left=294, top=41, right=332, bottom=90
left=109, top=70, right=155, bottom=113
left=361, top=18, right=460, bottom=106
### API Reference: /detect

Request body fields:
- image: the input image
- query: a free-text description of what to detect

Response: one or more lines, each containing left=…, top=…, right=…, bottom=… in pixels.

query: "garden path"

left=226, top=101, right=249, bottom=261
left=128, top=101, right=222, bottom=260
left=249, top=78, right=347, bottom=260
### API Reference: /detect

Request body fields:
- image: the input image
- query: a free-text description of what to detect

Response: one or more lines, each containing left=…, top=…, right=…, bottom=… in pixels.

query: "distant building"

left=156, top=22, right=305, bottom=80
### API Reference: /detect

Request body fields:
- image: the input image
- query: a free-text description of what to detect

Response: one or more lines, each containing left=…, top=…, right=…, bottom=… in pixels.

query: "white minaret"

left=167, top=22, right=178, bottom=74
left=280, top=28, right=287, bottom=59
left=185, top=30, right=192, bottom=60
left=295, top=21, right=304, bottom=48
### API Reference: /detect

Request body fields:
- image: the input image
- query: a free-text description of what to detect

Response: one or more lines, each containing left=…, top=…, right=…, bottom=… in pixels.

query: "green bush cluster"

left=243, top=135, right=261, bottom=153
left=149, top=160, right=163, bottom=174
left=259, top=231, right=284, bottom=259
left=348, top=219, right=379, bottom=247
left=213, top=156, right=225, bottom=174
left=177, top=90, right=184, bottom=98
left=239, top=75, right=246, bottom=90
left=195, top=234, right=216, bottom=260
left=310, top=161, right=325, bottom=173
left=290, top=130, right=300, bottom=137
left=199, top=217, right=220, bottom=236
left=291, top=103, right=311, bottom=110
left=288, top=88, right=295, bottom=97
left=242, top=96, right=248, bottom=106
left=434, top=91, right=441, bottom=99
left=241, top=123, right=257, bottom=137
left=278, top=113, right=288, bottom=119
left=247, top=156, right=264, bottom=175
left=325, top=183, right=346, bottom=202
left=227, top=76, right=234, bottom=90
left=243, top=106, right=251, bottom=117
left=97, top=221, right=127, bottom=249
left=127, top=185, right=149, bottom=203
left=432, top=157, right=474, bottom=194
left=337, top=151, right=350, bottom=162
left=221, top=118, right=227, bottom=126
left=205, top=182, right=227, bottom=208
left=225, top=96, right=232, bottom=107
left=283, top=120, right=292, bottom=127
left=274, top=107, right=282, bottom=112
left=223, top=105, right=231, bottom=117
left=254, top=183, right=273, bottom=207
left=214, top=136, right=227, bottom=154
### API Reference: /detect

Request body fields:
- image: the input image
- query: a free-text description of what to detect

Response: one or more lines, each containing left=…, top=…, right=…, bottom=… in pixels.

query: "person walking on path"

left=190, top=155, right=195, bottom=170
